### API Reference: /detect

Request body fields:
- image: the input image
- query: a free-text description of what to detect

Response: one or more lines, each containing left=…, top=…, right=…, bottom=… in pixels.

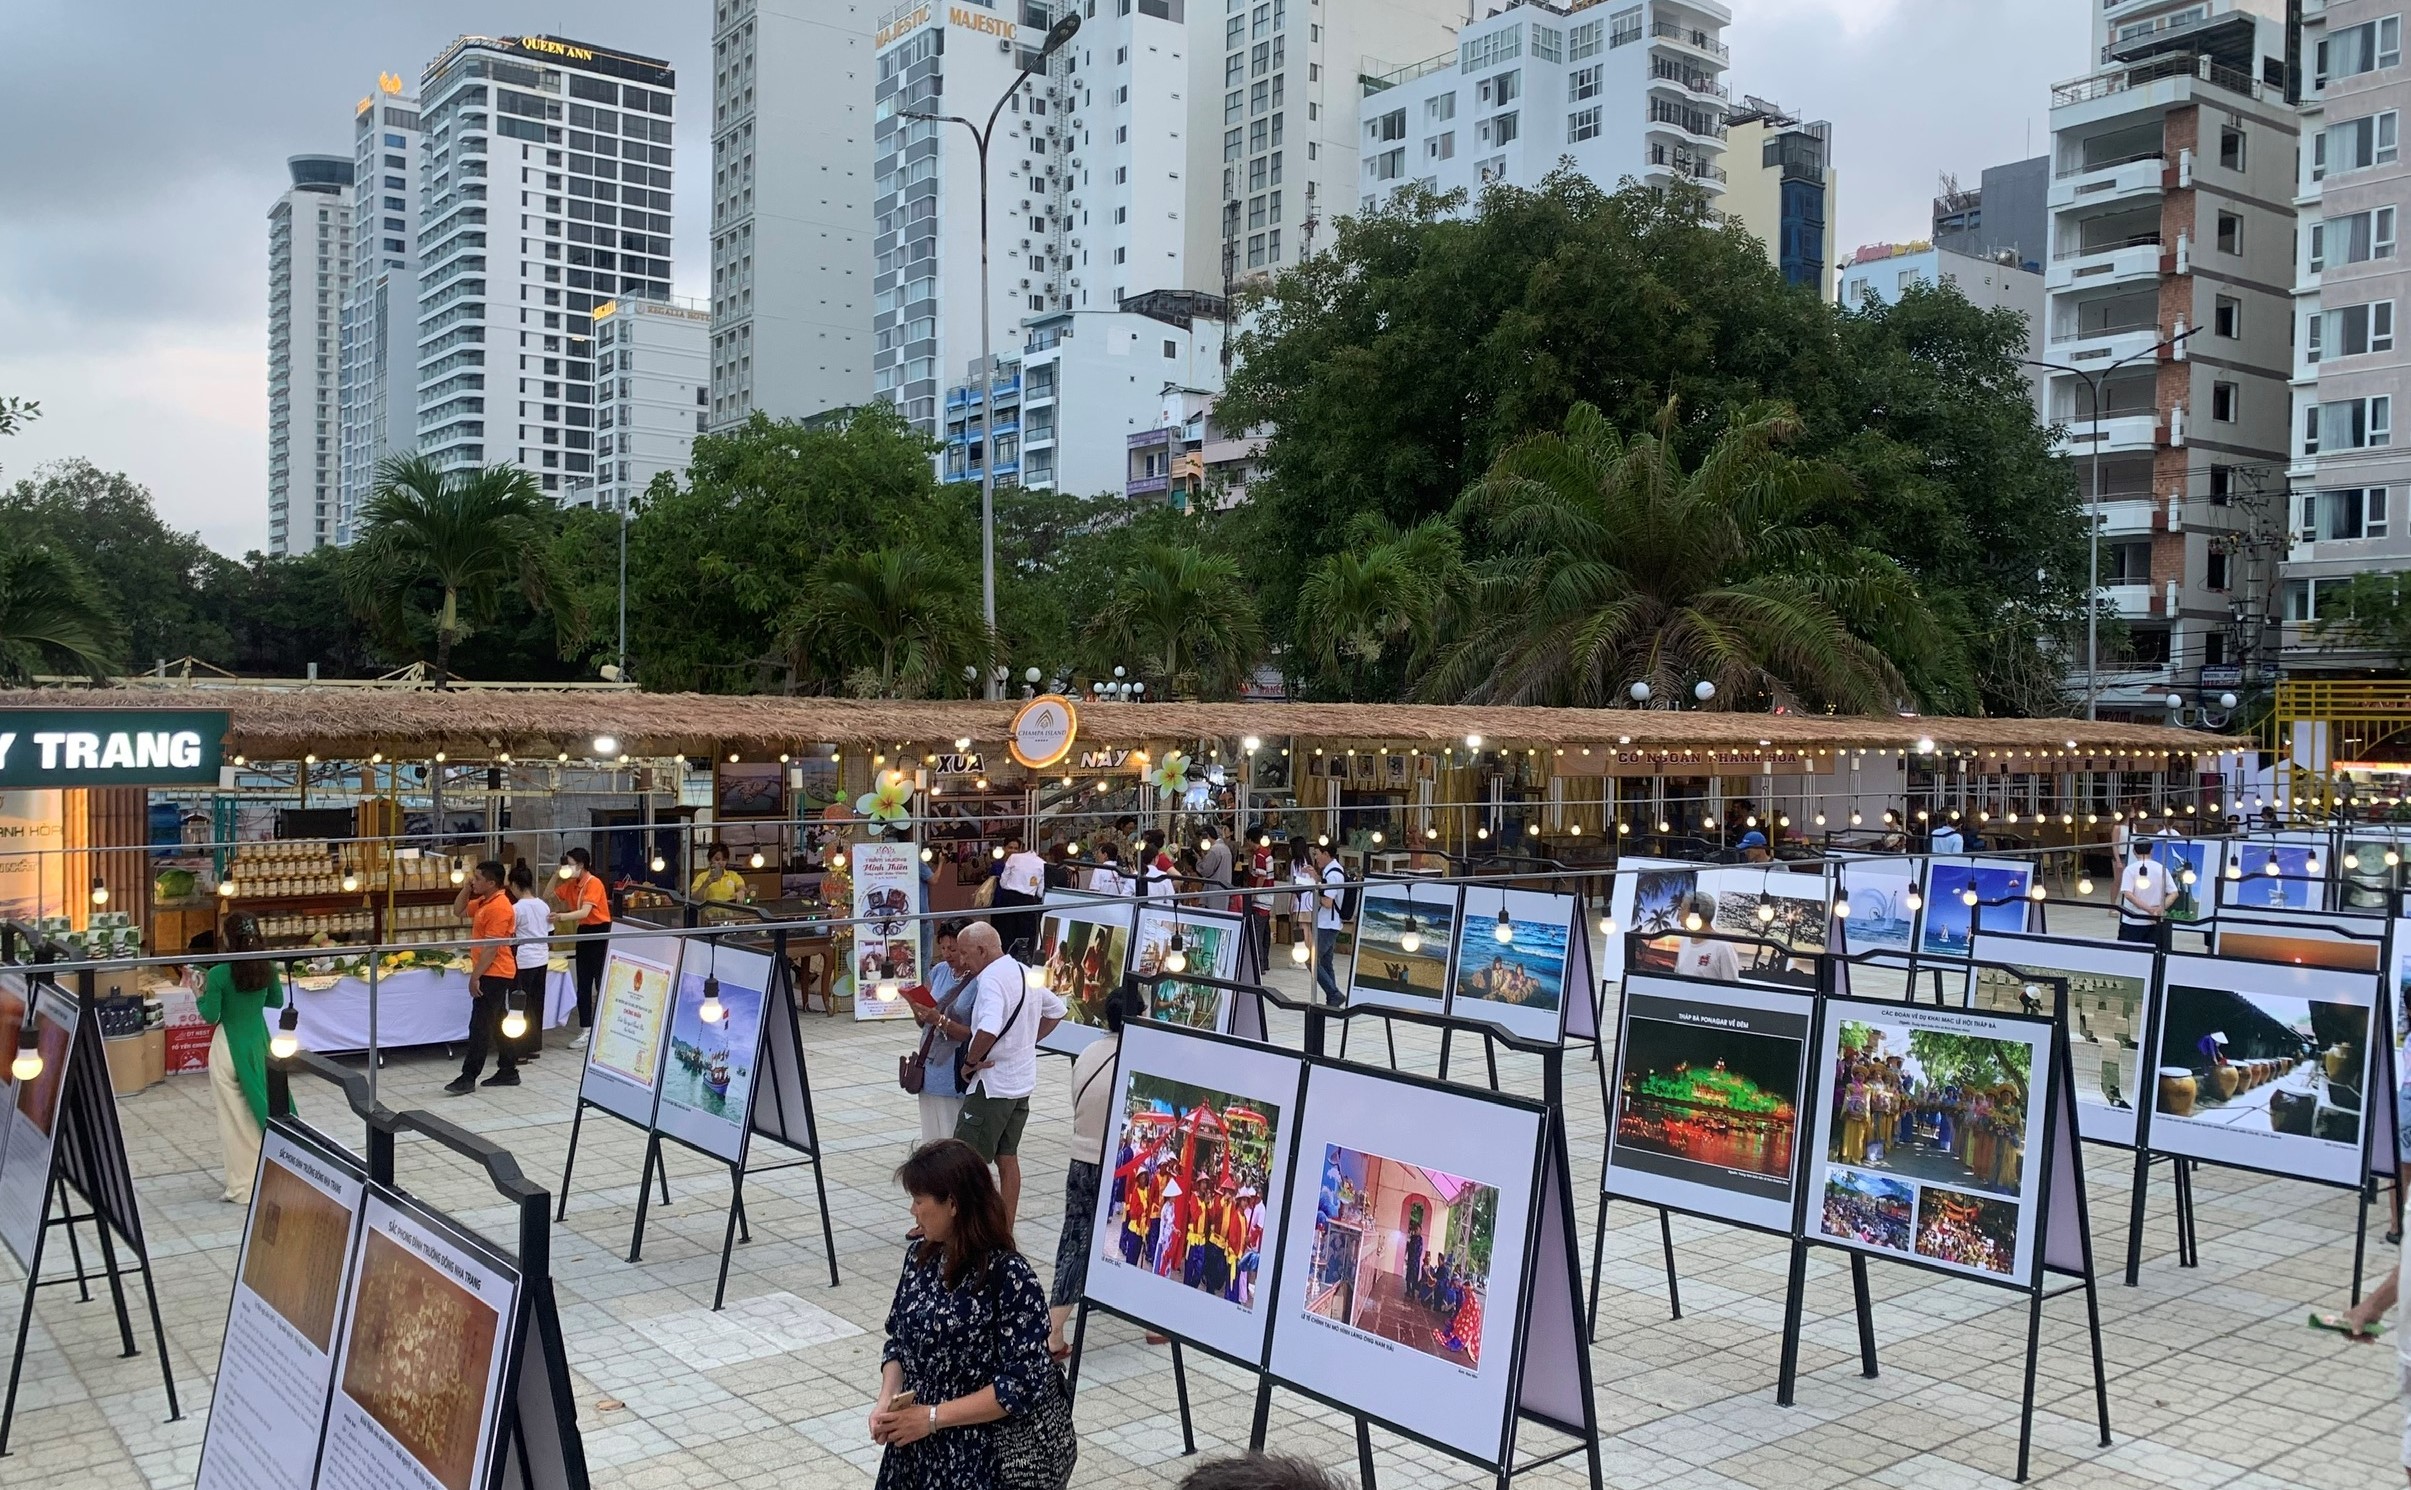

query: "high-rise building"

left=338, top=73, right=423, bottom=544
left=268, top=154, right=355, bottom=555
left=412, top=34, right=677, bottom=498
left=1723, top=97, right=1836, bottom=297
left=590, top=296, right=711, bottom=512
left=1932, top=156, right=2049, bottom=271
left=1837, top=240, right=2047, bottom=415
left=707, top=1, right=876, bottom=428
left=2042, top=0, right=2295, bottom=717
left=1354, top=1, right=1734, bottom=219
left=2284, top=1, right=2411, bottom=676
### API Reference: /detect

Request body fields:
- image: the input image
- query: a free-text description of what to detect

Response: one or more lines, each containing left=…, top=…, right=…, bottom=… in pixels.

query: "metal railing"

left=1650, top=58, right=1728, bottom=99
left=2049, top=318, right=2163, bottom=345
left=2052, top=52, right=2258, bottom=109
left=1650, top=20, right=1729, bottom=59
left=2053, top=147, right=2164, bottom=179
left=2052, top=230, right=2163, bottom=260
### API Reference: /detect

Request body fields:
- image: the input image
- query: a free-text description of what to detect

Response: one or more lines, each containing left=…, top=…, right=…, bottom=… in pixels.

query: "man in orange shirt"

left=447, top=860, right=522, bottom=1094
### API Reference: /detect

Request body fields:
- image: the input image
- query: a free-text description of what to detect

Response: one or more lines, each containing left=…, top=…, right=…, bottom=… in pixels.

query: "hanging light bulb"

left=449, top=857, right=466, bottom=886
left=650, top=853, right=667, bottom=873
left=1702, top=815, right=1718, bottom=831
left=89, top=877, right=108, bottom=907
left=2028, top=881, right=2047, bottom=902
left=1904, top=888, right=1924, bottom=912
left=1164, top=932, right=1189, bottom=975
left=1400, top=914, right=1423, bottom=955
left=698, top=974, right=728, bottom=1026
left=1832, top=896, right=1852, bottom=920
left=1291, top=938, right=1311, bottom=966
left=1960, top=882, right=1980, bottom=908
left=218, top=876, right=239, bottom=899
left=2225, top=858, right=2242, bottom=881
left=1596, top=913, right=1616, bottom=939
left=1682, top=911, right=1704, bottom=932
left=750, top=850, right=767, bottom=869
left=920, top=846, right=935, bottom=863
left=557, top=861, right=576, bottom=879
left=1815, top=813, right=1828, bottom=827
left=2179, top=868, right=2196, bottom=886
left=1493, top=906, right=1514, bottom=944
left=2263, top=854, right=2280, bottom=876
left=1025, top=955, right=1049, bottom=990
left=593, top=734, right=618, bottom=757
left=2077, top=876, right=2095, bottom=896
left=1370, top=830, right=1385, bottom=845
left=268, top=1004, right=301, bottom=1062
left=1476, top=826, right=1490, bottom=840
left=12, top=1020, right=43, bottom=1082
left=1755, top=898, right=1776, bottom=924
left=1258, top=834, right=1271, bottom=847
left=874, top=958, right=901, bottom=1004
left=829, top=851, right=846, bottom=870
left=340, top=870, right=360, bottom=893
left=1850, top=811, right=1863, bottom=826
left=2306, top=853, right=2322, bottom=874
left=500, top=991, right=528, bottom=1043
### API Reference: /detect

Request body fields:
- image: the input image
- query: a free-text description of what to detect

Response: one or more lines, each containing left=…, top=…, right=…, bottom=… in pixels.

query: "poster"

left=1035, top=895, right=1134, bottom=1055
left=1267, top=1064, right=1542, bottom=1462
left=1966, top=933, right=2156, bottom=1148
left=319, top=1190, right=518, bottom=1490
left=655, top=944, right=775, bottom=1164
left=2212, top=914, right=2383, bottom=973
left=1346, top=881, right=1456, bottom=1016
left=1805, top=998, right=2049, bottom=1284
left=0, top=970, right=23, bottom=1196
left=1131, top=905, right=1242, bottom=1034
left=1449, top=886, right=1574, bottom=1045
left=1087, top=1023, right=1303, bottom=1362
left=0, top=982, right=76, bottom=1270
left=851, top=841, right=922, bottom=1022
left=2158, top=838, right=2224, bottom=924
left=2342, top=831, right=2404, bottom=913
left=2146, top=953, right=2376, bottom=1187
left=1619, top=862, right=1699, bottom=975
left=1836, top=857, right=1920, bottom=957
left=1916, top=857, right=2031, bottom=959
left=1602, top=858, right=1692, bottom=982
left=2224, top=838, right=2324, bottom=912
left=576, top=935, right=681, bottom=1128
left=0, top=790, right=64, bottom=923
left=1605, top=973, right=1812, bottom=1233
left=1706, top=867, right=1829, bottom=989
left=197, top=1123, right=369, bottom=1490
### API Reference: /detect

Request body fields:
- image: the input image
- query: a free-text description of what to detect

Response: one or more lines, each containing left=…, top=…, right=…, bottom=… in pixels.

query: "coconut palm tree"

left=1297, top=514, right=1465, bottom=696
left=1427, top=400, right=1959, bottom=712
left=1085, top=542, right=1266, bottom=699
left=344, top=454, right=564, bottom=686
left=795, top=546, right=994, bottom=698
left=0, top=538, right=122, bottom=683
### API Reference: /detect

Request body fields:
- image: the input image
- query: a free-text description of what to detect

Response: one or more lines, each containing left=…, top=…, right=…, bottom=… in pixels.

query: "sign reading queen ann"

left=1008, top=695, right=1078, bottom=770
left=0, top=709, right=229, bottom=789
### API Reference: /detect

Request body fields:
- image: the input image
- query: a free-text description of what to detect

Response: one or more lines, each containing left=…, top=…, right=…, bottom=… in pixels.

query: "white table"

left=277, top=964, right=580, bottom=1053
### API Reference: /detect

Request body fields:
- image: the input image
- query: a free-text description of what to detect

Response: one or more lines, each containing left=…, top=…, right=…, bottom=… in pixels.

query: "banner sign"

left=0, top=709, right=229, bottom=788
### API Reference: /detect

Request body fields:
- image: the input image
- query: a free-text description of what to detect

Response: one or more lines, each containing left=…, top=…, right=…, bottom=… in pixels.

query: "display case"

left=218, top=838, right=467, bottom=950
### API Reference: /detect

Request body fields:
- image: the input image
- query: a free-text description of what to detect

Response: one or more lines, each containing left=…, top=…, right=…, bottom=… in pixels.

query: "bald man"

left=955, top=919, right=1067, bottom=1220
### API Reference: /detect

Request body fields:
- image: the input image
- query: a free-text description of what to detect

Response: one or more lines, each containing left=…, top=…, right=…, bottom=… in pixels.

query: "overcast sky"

left=0, top=0, right=2093, bottom=557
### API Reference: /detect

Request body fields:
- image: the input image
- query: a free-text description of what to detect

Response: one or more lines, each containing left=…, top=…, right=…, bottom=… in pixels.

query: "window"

left=2302, top=488, right=2392, bottom=541
left=2214, top=295, right=2240, bottom=337
left=1477, top=111, right=1519, bottom=147
left=1567, top=18, right=1604, bottom=60
left=1427, top=93, right=1455, bottom=124
left=2205, top=548, right=2229, bottom=591
left=1370, top=108, right=1405, bottom=143
left=2316, top=112, right=2400, bottom=178
left=1163, top=339, right=1178, bottom=358
left=1225, top=128, right=1242, bottom=161
left=1368, top=147, right=1405, bottom=181
left=1567, top=107, right=1601, bottom=143
left=1427, top=131, right=1455, bottom=160
left=2315, top=301, right=2396, bottom=360
left=2318, top=16, right=2403, bottom=87
left=2305, top=395, right=2394, bottom=453
left=2312, top=207, right=2398, bottom=270
left=1476, top=70, right=1521, bottom=107
left=1568, top=64, right=1602, bottom=102
left=1460, top=26, right=1522, bottom=73
left=2219, top=126, right=2245, bottom=170
left=2216, top=211, right=2242, bottom=254
left=1531, top=25, right=1562, bottom=63
left=2212, top=381, right=2239, bottom=422
left=1608, top=4, right=1642, bottom=47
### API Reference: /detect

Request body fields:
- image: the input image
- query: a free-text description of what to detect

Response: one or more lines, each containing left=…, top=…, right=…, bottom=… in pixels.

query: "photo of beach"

left=1451, top=888, right=1569, bottom=1018
left=1349, top=884, right=1456, bottom=1004
left=1629, top=868, right=1697, bottom=973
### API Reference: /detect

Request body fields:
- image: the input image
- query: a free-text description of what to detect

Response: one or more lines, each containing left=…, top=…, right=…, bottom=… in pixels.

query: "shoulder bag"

left=899, top=1022, right=936, bottom=1094
left=987, top=1259, right=1077, bottom=1490
left=956, top=988, right=1027, bottom=1095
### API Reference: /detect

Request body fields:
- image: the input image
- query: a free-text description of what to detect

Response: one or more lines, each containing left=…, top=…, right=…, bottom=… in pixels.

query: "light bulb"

left=341, top=871, right=359, bottom=892
left=1904, top=890, right=1924, bottom=912
left=558, top=862, right=576, bottom=879
left=1370, top=830, right=1384, bottom=844
left=1597, top=914, right=1616, bottom=938
left=1755, top=900, right=1776, bottom=924
left=830, top=852, right=846, bottom=870
left=268, top=1006, right=301, bottom=1062
left=1682, top=912, right=1704, bottom=932
left=1025, top=960, right=1049, bottom=990
left=2263, top=856, right=2279, bottom=877
left=1657, top=821, right=1671, bottom=834
left=750, top=851, right=767, bottom=869
left=1493, top=907, right=1514, bottom=943
left=450, top=858, right=466, bottom=886
left=2387, top=850, right=2403, bottom=868
left=1164, top=936, right=1188, bottom=974
left=1258, top=834, right=1271, bottom=847
left=920, top=847, right=934, bottom=863
left=1850, top=812, right=1863, bottom=826
left=992, top=845, right=1006, bottom=860
left=500, top=1003, right=528, bottom=1041
left=1832, top=897, right=1852, bottom=919
left=1815, top=813, right=1827, bottom=827
left=2306, top=855, right=2322, bottom=874
left=2077, top=876, right=2095, bottom=896
left=1703, top=816, right=1718, bottom=831
left=89, top=879, right=108, bottom=907
left=2028, top=882, right=2047, bottom=902
left=593, top=734, right=618, bottom=756
left=2179, top=869, right=2196, bottom=886
left=698, top=978, right=727, bottom=1025
left=219, top=878, right=238, bottom=898
left=1291, top=939, right=1311, bottom=966
left=1960, top=886, right=1979, bottom=908
left=11, top=1026, right=41, bottom=1083
left=2225, top=860, right=2241, bottom=880
left=650, top=854, right=667, bottom=873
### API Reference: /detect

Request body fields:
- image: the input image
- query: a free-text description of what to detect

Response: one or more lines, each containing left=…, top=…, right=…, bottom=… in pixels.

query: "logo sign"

left=1076, top=747, right=1138, bottom=773
left=931, top=751, right=984, bottom=776
left=948, top=4, right=1016, bottom=39
left=1008, top=695, right=1077, bottom=770
left=0, top=709, right=229, bottom=789
left=876, top=4, right=933, bottom=45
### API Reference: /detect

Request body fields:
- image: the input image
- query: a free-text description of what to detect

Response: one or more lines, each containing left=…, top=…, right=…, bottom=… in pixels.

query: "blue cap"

left=1739, top=831, right=1768, bottom=848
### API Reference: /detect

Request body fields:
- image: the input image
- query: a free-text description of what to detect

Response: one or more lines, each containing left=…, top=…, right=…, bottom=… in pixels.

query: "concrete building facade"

left=1723, top=96, right=1836, bottom=297
left=1837, top=241, right=2047, bottom=415
left=589, top=297, right=711, bottom=512
left=337, top=75, right=422, bottom=545
left=1932, top=155, right=2050, bottom=271
left=268, top=154, right=355, bottom=555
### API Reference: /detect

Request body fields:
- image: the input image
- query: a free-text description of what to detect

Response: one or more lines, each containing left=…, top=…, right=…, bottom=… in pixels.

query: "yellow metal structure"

left=2271, top=677, right=2411, bottom=812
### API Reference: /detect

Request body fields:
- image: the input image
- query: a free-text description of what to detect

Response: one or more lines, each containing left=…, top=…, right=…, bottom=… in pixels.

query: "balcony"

left=2057, top=411, right=2164, bottom=452
left=2045, top=321, right=2167, bottom=369
left=1647, top=98, right=1727, bottom=143
left=1128, top=426, right=1174, bottom=449
left=1127, top=472, right=1171, bottom=497
left=2050, top=52, right=2261, bottom=117
left=1650, top=20, right=1729, bottom=62
left=2045, top=232, right=2167, bottom=291
left=1649, top=58, right=1728, bottom=101
left=2100, top=582, right=2160, bottom=618
left=1646, top=143, right=1727, bottom=186
left=2094, top=497, right=2165, bottom=536
left=2048, top=153, right=2167, bottom=210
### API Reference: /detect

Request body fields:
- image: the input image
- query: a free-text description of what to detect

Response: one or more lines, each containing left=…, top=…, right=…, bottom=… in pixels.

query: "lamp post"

left=904, top=12, right=1082, bottom=699
left=2023, top=324, right=2198, bottom=720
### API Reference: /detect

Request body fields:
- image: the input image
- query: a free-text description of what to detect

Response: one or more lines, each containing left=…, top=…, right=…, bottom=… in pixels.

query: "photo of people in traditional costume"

left=1826, top=1019, right=2031, bottom=1199
left=1306, top=1147, right=1499, bottom=1369
left=1100, top=1076, right=1277, bottom=1310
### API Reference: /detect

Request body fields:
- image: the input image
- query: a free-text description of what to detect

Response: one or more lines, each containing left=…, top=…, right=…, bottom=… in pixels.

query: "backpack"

left=1327, top=863, right=1358, bottom=922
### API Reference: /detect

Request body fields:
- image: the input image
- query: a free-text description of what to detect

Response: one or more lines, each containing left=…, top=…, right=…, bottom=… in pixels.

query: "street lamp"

left=903, top=11, right=1083, bottom=698
left=2024, top=325, right=2198, bottom=720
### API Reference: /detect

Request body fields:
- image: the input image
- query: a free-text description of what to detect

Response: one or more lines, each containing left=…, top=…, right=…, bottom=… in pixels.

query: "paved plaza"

left=2, top=932, right=2403, bottom=1490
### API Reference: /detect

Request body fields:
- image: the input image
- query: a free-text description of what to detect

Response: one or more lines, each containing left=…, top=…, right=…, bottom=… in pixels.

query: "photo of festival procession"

left=1452, top=890, right=1568, bottom=1015
left=1629, top=869, right=1698, bottom=973
left=1913, top=1187, right=2019, bottom=1276
left=1825, top=1019, right=2032, bottom=1198
left=1306, top=1146, right=1499, bottom=1369
left=1613, top=1014, right=1802, bottom=1194
left=1819, top=1168, right=1912, bottom=1253
left=1036, top=911, right=1134, bottom=1032
left=1349, top=885, right=1456, bottom=1002
left=1099, top=1075, right=1280, bottom=1310
left=2154, top=982, right=2368, bottom=1146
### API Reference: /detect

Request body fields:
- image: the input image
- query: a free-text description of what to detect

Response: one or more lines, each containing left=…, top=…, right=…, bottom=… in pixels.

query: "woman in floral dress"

left=869, top=1140, right=1058, bottom=1488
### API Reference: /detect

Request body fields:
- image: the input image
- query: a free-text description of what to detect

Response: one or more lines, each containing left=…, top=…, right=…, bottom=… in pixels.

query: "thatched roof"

left=0, top=687, right=2231, bottom=763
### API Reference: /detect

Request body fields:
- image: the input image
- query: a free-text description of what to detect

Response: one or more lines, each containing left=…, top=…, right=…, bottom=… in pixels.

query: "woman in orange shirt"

left=553, top=845, right=612, bottom=1040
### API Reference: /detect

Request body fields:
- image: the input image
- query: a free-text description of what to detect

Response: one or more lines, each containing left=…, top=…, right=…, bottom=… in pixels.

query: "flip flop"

left=2308, top=1311, right=2386, bottom=1341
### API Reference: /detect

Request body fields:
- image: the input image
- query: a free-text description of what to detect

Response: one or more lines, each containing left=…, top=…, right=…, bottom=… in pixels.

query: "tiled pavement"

left=2, top=914, right=2405, bottom=1489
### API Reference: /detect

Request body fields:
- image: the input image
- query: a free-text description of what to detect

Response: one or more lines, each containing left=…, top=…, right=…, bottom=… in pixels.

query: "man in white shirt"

left=2116, top=837, right=2173, bottom=949
left=1672, top=892, right=1741, bottom=982
left=991, top=835, right=1047, bottom=961
left=1929, top=819, right=1966, bottom=855
left=955, top=921, right=1066, bottom=1220
left=1308, top=842, right=1347, bottom=1006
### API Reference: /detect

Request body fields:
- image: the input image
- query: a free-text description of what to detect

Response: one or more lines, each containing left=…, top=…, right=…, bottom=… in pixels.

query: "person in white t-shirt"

left=954, top=921, right=1066, bottom=1221
left=1671, top=892, right=1741, bottom=982
left=2117, top=838, right=2173, bottom=949
left=1308, top=841, right=1347, bottom=1006
left=990, top=834, right=1047, bottom=961
left=506, top=861, right=555, bottom=1060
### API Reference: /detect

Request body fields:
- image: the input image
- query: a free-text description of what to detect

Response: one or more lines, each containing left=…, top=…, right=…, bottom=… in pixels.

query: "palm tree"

left=1428, top=400, right=1960, bottom=712
left=1297, top=514, right=1465, bottom=696
left=344, top=454, right=564, bottom=686
left=1085, top=542, right=1266, bottom=699
left=0, top=538, right=122, bottom=683
left=795, top=546, right=994, bottom=698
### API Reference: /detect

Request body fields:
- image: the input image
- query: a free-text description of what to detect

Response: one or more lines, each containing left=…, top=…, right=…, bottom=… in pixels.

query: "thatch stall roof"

left=0, top=688, right=2232, bottom=765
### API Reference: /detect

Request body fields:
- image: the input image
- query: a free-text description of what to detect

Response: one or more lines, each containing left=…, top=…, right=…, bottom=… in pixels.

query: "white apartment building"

left=2286, top=1, right=2411, bottom=674
left=413, top=34, right=677, bottom=499
left=1189, top=0, right=1465, bottom=286
left=2043, top=0, right=2296, bottom=718
left=708, top=0, right=876, bottom=428
left=337, top=75, right=422, bottom=544
left=1837, top=241, right=2046, bottom=415
left=589, top=297, right=711, bottom=512
left=1357, top=0, right=1733, bottom=215
left=267, top=154, right=354, bottom=555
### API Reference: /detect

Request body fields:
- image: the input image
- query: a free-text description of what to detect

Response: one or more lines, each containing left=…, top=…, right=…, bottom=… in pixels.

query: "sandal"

left=2309, top=1311, right=2386, bottom=1342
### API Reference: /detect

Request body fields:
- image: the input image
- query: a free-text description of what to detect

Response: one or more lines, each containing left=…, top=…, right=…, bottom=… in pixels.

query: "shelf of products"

left=219, top=839, right=469, bottom=950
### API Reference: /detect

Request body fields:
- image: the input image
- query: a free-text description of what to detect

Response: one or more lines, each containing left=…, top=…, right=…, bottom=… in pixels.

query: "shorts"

left=956, top=1092, right=1031, bottom=1162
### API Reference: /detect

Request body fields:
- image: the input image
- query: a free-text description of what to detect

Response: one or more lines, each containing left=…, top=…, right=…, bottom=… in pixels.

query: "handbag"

left=899, top=1023, right=936, bottom=1095
left=973, top=874, right=999, bottom=908
left=988, top=1260, right=1077, bottom=1490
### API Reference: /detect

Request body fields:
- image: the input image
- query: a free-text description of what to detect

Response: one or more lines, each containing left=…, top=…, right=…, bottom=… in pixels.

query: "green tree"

left=0, top=398, right=37, bottom=439
left=201, top=548, right=383, bottom=677
left=0, top=538, right=122, bottom=683
left=1428, top=401, right=1959, bottom=712
left=2312, top=571, right=2411, bottom=667
left=1296, top=514, right=1465, bottom=699
left=1084, top=542, right=1266, bottom=699
left=0, top=460, right=238, bottom=668
left=344, top=454, right=568, bottom=685
left=797, top=546, right=993, bottom=697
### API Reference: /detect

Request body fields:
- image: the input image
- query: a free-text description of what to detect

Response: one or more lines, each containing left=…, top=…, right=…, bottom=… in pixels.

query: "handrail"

left=2053, top=230, right=2163, bottom=261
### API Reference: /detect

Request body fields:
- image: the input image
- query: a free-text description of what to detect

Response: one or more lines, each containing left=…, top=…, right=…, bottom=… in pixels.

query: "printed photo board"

left=574, top=932, right=684, bottom=1129
left=1036, top=892, right=1137, bottom=1055
left=851, top=841, right=923, bottom=1021
left=0, top=970, right=25, bottom=1199
left=2144, top=952, right=2379, bottom=1188
left=2157, top=838, right=2224, bottom=925
left=1604, top=972, right=1814, bottom=1234
left=1916, top=857, right=2032, bottom=961
left=2341, top=830, right=2405, bottom=914
left=1603, top=859, right=1696, bottom=983
left=2218, top=834, right=2328, bottom=914
left=1966, top=931, right=2158, bottom=1149
left=1803, top=996, right=2053, bottom=1286
left=1449, top=886, right=1592, bottom=1044
left=1086, top=1020, right=1305, bottom=1363
left=1268, top=1061, right=1546, bottom=1465
left=1835, top=856, right=1922, bottom=964
left=1130, top=905, right=1243, bottom=1035
left=0, top=981, right=76, bottom=1270
left=1347, top=879, right=1457, bottom=1019
left=1701, top=865, right=1831, bottom=991
left=197, top=1121, right=369, bottom=1490
left=2209, top=910, right=2383, bottom=974
left=654, top=943, right=776, bottom=1165
left=320, top=1188, right=520, bottom=1490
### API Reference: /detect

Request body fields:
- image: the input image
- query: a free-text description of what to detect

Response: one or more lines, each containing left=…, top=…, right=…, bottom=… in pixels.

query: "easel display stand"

left=0, top=946, right=180, bottom=1458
